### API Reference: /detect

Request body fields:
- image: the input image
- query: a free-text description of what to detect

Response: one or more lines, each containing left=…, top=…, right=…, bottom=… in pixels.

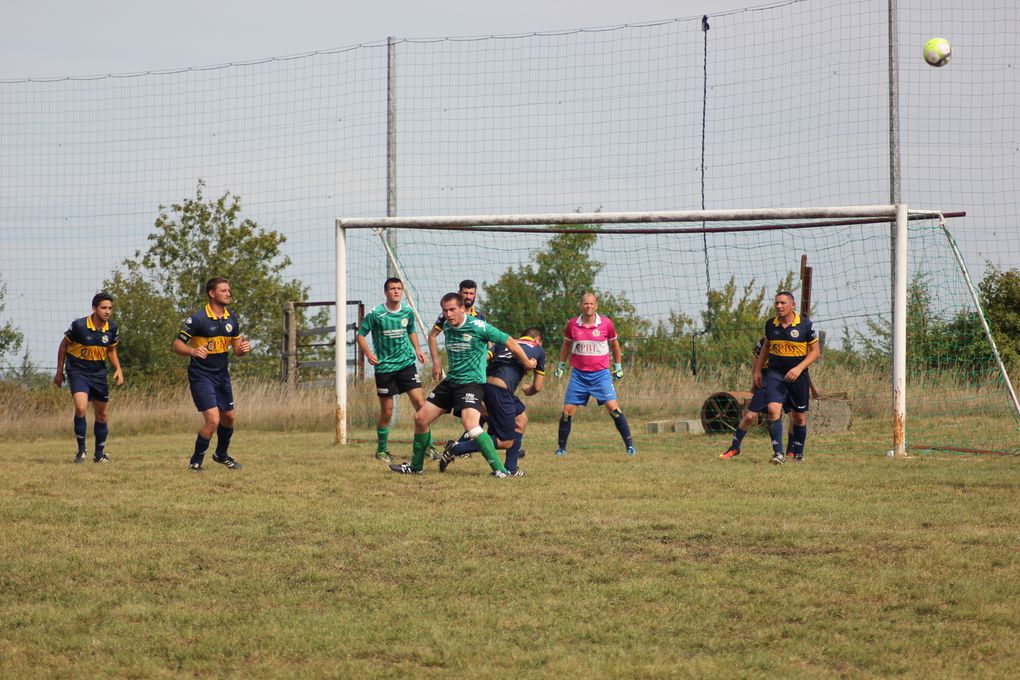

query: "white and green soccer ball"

left=924, top=37, right=952, bottom=67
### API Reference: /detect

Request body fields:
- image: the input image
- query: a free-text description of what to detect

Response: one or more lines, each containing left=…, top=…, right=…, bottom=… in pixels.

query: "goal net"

left=336, top=206, right=1019, bottom=455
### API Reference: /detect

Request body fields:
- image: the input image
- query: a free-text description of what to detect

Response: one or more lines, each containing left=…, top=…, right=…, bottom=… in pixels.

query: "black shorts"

left=67, top=370, right=109, bottom=403
left=427, top=381, right=484, bottom=416
left=374, top=363, right=422, bottom=397
left=484, top=383, right=525, bottom=442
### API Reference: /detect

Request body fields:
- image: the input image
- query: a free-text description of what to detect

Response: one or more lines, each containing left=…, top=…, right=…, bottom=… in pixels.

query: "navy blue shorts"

left=427, top=380, right=484, bottom=416
left=189, top=369, right=235, bottom=412
left=67, top=370, right=109, bottom=403
left=483, top=383, right=525, bottom=442
left=763, top=369, right=810, bottom=413
left=747, top=386, right=792, bottom=414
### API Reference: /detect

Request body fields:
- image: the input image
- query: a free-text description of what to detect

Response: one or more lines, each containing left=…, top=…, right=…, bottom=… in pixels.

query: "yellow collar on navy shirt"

left=86, top=315, right=110, bottom=332
left=772, top=312, right=801, bottom=326
left=205, top=304, right=231, bottom=320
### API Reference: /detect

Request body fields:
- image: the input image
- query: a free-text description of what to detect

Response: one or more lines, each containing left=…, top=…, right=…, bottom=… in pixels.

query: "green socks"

left=376, top=426, right=390, bottom=453
left=411, top=432, right=429, bottom=471
left=475, top=432, right=507, bottom=474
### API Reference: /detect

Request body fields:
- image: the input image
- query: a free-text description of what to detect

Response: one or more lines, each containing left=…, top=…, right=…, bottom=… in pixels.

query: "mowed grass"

left=2, top=416, right=1019, bottom=678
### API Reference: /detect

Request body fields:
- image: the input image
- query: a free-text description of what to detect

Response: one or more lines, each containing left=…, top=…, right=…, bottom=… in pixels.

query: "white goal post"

left=334, top=205, right=1016, bottom=454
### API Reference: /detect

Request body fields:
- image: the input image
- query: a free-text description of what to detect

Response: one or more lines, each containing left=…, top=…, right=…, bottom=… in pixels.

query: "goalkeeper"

left=552, top=292, right=635, bottom=456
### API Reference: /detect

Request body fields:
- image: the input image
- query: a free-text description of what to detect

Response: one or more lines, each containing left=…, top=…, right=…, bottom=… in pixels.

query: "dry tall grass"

left=4, top=363, right=1016, bottom=451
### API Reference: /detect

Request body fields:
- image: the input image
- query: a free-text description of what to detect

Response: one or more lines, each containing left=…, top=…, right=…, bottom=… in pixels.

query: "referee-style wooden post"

left=800, top=254, right=812, bottom=318
left=283, top=301, right=298, bottom=388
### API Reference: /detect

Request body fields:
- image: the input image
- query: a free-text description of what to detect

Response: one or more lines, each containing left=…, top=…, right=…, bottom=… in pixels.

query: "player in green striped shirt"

left=390, top=291, right=536, bottom=477
left=356, top=278, right=432, bottom=462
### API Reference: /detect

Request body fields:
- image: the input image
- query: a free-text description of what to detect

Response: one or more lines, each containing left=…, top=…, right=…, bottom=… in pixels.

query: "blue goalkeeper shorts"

left=564, top=368, right=617, bottom=406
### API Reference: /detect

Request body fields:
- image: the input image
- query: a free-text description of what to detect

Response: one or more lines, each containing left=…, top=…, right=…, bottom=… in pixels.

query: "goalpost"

left=335, top=205, right=1019, bottom=455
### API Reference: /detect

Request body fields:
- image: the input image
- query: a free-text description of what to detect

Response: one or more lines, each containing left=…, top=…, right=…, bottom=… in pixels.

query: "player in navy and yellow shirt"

left=54, top=292, right=124, bottom=463
left=172, top=277, right=251, bottom=471
left=755, top=291, right=819, bottom=464
left=440, top=328, right=546, bottom=476
left=430, top=279, right=484, bottom=336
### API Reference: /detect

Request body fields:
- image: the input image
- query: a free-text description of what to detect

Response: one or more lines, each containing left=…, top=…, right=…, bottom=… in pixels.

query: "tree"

left=106, top=180, right=313, bottom=380
left=104, top=267, right=182, bottom=381
left=0, top=276, right=24, bottom=367
left=633, top=275, right=794, bottom=372
left=978, top=264, right=1020, bottom=368
left=852, top=275, right=994, bottom=378
left=482, top=228, right=646, bottom=349
left=695, top=275, right=790, bottom=368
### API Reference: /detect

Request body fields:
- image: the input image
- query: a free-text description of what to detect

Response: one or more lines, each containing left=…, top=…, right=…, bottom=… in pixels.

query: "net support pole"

left=384, top=36, right=398, bottom=280
left=335, top=224, right=348, bottom=446
left=892, top=203, right=908, bottom=456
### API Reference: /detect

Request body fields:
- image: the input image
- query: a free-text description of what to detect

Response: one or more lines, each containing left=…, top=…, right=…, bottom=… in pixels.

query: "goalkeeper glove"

left=553, top=361, right=566, bottom=378
left=612, top=363, right=624, bottom=382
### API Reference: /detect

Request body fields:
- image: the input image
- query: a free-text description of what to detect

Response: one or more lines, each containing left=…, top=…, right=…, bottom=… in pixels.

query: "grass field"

left=2, top=414, right=1018, bottom=678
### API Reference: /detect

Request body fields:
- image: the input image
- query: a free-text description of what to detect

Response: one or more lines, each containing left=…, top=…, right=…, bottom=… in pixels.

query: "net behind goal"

left=336, top=207, right=1019, bottom=455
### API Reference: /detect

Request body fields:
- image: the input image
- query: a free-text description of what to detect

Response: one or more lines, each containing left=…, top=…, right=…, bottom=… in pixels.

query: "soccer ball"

left=923, top=38, right=952, bottom=67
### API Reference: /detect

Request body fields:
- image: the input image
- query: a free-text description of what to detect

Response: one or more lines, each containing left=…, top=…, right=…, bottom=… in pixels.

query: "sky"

left=0, top=0, right=759, bottom=80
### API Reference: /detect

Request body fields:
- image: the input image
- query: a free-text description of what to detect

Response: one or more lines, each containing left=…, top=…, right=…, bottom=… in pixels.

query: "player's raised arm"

left=505, top=336, right=537, bottom=371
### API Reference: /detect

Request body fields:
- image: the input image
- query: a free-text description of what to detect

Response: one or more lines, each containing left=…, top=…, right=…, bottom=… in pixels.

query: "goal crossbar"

left=337, top=205, right=950, bottom=230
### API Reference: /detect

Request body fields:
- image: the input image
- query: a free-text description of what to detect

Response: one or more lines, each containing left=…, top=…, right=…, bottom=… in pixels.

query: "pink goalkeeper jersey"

left=564, top=313, right=617, bottom=371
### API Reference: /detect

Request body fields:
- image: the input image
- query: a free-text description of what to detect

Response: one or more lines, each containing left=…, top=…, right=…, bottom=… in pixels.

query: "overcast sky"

left=0, top=0, right=760, bottom=80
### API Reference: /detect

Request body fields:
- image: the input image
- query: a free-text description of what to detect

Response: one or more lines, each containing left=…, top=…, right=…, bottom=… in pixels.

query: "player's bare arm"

left=558, top=338, right=572, bottom=365
left=172, top=338, right=208, bottom=360
left=785, top=341, right=820, bottom=382
left=610, top=338, right=623, bottom=365
left=427, top=326, right=443, bottom=380
left=505, top=337, right=537, bottom=371
left=407, top=331, right=427, bottom=365
left=356, top=334, right=379, bottom=365
left=522, top=372, right=544, bottom=396
left=231, top=335, right=251, bottom=356
left=753, top=340, right=769, bottom=389
left=54, top=337, right=69, bottom=387
left=108, top=346, right=125, bottom=386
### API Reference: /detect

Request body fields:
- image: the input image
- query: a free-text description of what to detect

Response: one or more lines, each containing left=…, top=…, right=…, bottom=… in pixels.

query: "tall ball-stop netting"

left=1, top=0, right=1018, bottom=452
